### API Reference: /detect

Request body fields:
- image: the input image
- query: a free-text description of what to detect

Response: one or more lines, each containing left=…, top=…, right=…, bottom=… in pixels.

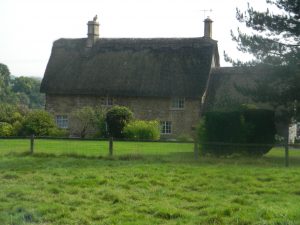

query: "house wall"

left=45, top=94, right=201, bottom=138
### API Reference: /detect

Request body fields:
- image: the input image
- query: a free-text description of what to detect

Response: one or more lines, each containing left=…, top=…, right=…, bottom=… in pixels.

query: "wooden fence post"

left=285, top=142, right=289, bottom=167
left=194, top=140, right=199, bottom=160
left=109, top=137, right=113, bottom=156
left=285, top=126, right=289, bottom=167
left=30, top=134, right=35, bottom=154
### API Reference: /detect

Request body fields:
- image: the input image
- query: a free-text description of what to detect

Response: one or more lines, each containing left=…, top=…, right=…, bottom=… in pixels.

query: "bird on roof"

left=93, top=15, right=98, bottom=22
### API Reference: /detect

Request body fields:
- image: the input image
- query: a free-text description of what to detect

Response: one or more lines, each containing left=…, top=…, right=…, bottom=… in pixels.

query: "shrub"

left=198, top=109, right=276, bottom=156
left=48, top=127, right=69, bottom=137
left=21, top=110, right=57, bottom=136
left=12, top=121, right=23, bottom=136
left=106, top=106, right=133, bottom=138
left=0, top=122, right=13, bottom=136
left=94, top=107, right=108, bottom=138
left=70, top=106, right=97, bottom=138
left=124, top=120, right=160, bottom=140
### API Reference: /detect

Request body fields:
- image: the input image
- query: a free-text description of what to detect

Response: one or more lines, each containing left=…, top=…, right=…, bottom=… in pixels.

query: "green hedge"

left=198, top=109, right=276, bottom=156
left=124, top=120, right=160, bottom=140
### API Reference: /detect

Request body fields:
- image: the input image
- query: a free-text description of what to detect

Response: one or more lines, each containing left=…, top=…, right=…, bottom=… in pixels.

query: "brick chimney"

left=86, top=15, right=99, bottom=47
left=204, top=17, right=213, bottom=38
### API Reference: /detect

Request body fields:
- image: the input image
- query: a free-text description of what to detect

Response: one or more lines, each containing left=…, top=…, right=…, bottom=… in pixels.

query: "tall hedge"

left=198, top=109, right=276, bottom=156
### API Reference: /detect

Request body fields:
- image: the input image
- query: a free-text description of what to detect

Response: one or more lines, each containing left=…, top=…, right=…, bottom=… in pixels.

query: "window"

left=160, top=121, right=172, bottom=134
left=171, top=98, right=185, bottom=109
left=101, top=97, right=114, bottom=106
left=56, top=115, right=68, bottom=129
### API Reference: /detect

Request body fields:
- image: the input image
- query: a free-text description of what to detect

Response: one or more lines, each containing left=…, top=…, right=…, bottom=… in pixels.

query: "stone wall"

left=45, top=94, right=201, bottom=138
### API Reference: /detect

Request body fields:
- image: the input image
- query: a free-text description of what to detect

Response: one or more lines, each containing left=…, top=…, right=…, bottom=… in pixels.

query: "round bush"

left=106, top=106, right=133, bottom=138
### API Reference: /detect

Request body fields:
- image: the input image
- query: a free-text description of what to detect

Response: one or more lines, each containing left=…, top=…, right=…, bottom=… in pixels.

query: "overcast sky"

left=0, top=0, right=270, bottom=77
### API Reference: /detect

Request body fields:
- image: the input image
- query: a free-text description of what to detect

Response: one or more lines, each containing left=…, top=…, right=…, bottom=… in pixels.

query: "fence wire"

left=0, top=137, right=300, bottom=166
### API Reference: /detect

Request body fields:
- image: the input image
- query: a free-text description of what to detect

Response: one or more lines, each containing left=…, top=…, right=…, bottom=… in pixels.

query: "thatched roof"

left=205, top=66, right=274, bottom=111
left=41, top=37, right=219, bottom=98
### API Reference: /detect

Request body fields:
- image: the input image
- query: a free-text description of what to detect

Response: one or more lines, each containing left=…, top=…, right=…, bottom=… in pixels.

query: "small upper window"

left=171, top=98, right=185, bottom=109
left=101, top=97, right=114, bottom=106
left=56, top=115, right=68, bottom=129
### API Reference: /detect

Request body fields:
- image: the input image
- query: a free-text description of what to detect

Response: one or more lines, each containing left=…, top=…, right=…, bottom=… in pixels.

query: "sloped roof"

left=41, top=37, right=219, bottom=98
left=205, top=66, right=274, bottom=111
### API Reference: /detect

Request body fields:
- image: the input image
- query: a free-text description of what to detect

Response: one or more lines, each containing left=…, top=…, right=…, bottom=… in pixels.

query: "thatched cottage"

left=41, top=16, right=222, bottom=138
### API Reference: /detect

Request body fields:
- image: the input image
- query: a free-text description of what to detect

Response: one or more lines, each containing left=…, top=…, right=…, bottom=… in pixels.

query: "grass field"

left=1, top=139, right=300, bottom=224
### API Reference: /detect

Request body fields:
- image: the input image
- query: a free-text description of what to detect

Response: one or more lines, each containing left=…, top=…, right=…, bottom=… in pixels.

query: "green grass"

left=0, top=139, right=193, bottom=157
left=0, top=139, right=300, bottom=224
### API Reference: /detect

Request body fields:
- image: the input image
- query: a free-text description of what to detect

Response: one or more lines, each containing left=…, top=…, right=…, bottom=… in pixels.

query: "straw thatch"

left=205, top=66, right=274, bottom=111
left=41, top=37, right=219, bottom=98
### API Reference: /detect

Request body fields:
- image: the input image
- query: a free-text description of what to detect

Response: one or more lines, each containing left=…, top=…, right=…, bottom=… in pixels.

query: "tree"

left=227, top=0, right=299, bottom=66
left=12, top=76, right=45, bottom=108
left=227, top=0, right=300, bottom=137
left=106, top=106, right=133, bottom=138
left=22, top=110, right=57, bottom=136
left=0, top=63, right=11, bottom=102
left=70, top=107, right=98, bottom=138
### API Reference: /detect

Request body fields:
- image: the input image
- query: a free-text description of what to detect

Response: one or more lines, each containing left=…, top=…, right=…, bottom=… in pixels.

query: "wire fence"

left=0, top=136, right=300, bottom=167
left=0, top=136, right=194, bottom=158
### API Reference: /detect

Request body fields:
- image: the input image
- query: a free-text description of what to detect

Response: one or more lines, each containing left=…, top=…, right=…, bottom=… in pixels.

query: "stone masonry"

left=46, top=94, right=201, bottom=138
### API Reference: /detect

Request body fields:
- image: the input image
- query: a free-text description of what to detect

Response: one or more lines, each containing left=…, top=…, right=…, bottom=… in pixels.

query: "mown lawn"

left=0, top=139, right=300, bottom=224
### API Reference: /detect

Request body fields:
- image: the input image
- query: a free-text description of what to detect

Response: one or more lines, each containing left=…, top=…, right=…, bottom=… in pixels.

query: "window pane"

left=160, top=121, right=172, bottom=134
left=107, top=97, right=113, bottom=106
left=56, top=115, right=68, bottom=129
left=171, top=98, right=185, bottom=109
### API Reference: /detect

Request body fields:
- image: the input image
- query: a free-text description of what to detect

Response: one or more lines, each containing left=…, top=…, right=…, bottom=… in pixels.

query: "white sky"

left=0, top=0, right=270, bottom=77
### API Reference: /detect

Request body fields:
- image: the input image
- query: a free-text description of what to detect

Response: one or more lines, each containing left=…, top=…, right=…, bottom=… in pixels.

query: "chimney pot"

left=87, top=15, right=99, bottom=47
left=204, top=17, right=213, bottom=38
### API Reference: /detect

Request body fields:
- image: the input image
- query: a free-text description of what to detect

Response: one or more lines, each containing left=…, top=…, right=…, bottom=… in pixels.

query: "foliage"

left=0, top=104, right=28, bottom=136
left=124, top=120, right=160, bottom=140
left=106, top=106, right=133, bottom=138
left=0, top=63, right=11, bottom=102
left=12, top=76, right=45, bottom=108
left=0, top=122, right=13, bottom=136
left=0, top=63, right=45, bottom=108
left=198, top=109, right=276, bottom=156
left=70, top=107, right=96, bottom=138
left=94, top=107, right=108, bottom=138
left=226, top=0, right=300, bottom=128
left=48, top=127, right=69, bottom=137
left=227, top=0, right=299, bottom=66
left=0, top=104, right=24, bottom=124
left=21, top=110, right=56, bottom=136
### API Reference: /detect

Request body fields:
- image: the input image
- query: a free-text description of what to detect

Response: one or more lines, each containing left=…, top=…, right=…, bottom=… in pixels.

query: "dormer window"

left=171, top=98, right=185, bottom=109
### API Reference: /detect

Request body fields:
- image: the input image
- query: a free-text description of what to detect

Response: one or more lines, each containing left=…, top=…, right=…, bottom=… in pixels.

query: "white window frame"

left=171, top=98, right=185, bottom=109
left=160, top=121, right=172, bottom=134
left=56, top=115, right=68, bottom=129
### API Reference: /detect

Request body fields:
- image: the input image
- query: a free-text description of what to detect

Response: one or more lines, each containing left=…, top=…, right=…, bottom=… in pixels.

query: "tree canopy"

left=227, top=0, right=299, bottom=66
left=227, top=0, right=300, bottom=124
left=0, top=63, right=45, bottom=108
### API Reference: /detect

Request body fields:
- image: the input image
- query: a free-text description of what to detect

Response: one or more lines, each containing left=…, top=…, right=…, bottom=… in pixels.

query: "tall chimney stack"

left=204, top=17, right=213, bottom=38
left=86, top=15, right=99, bottom=47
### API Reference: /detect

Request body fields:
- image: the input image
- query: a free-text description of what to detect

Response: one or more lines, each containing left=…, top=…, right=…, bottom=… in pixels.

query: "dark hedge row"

left=198, top=109, right=276, bottom=156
